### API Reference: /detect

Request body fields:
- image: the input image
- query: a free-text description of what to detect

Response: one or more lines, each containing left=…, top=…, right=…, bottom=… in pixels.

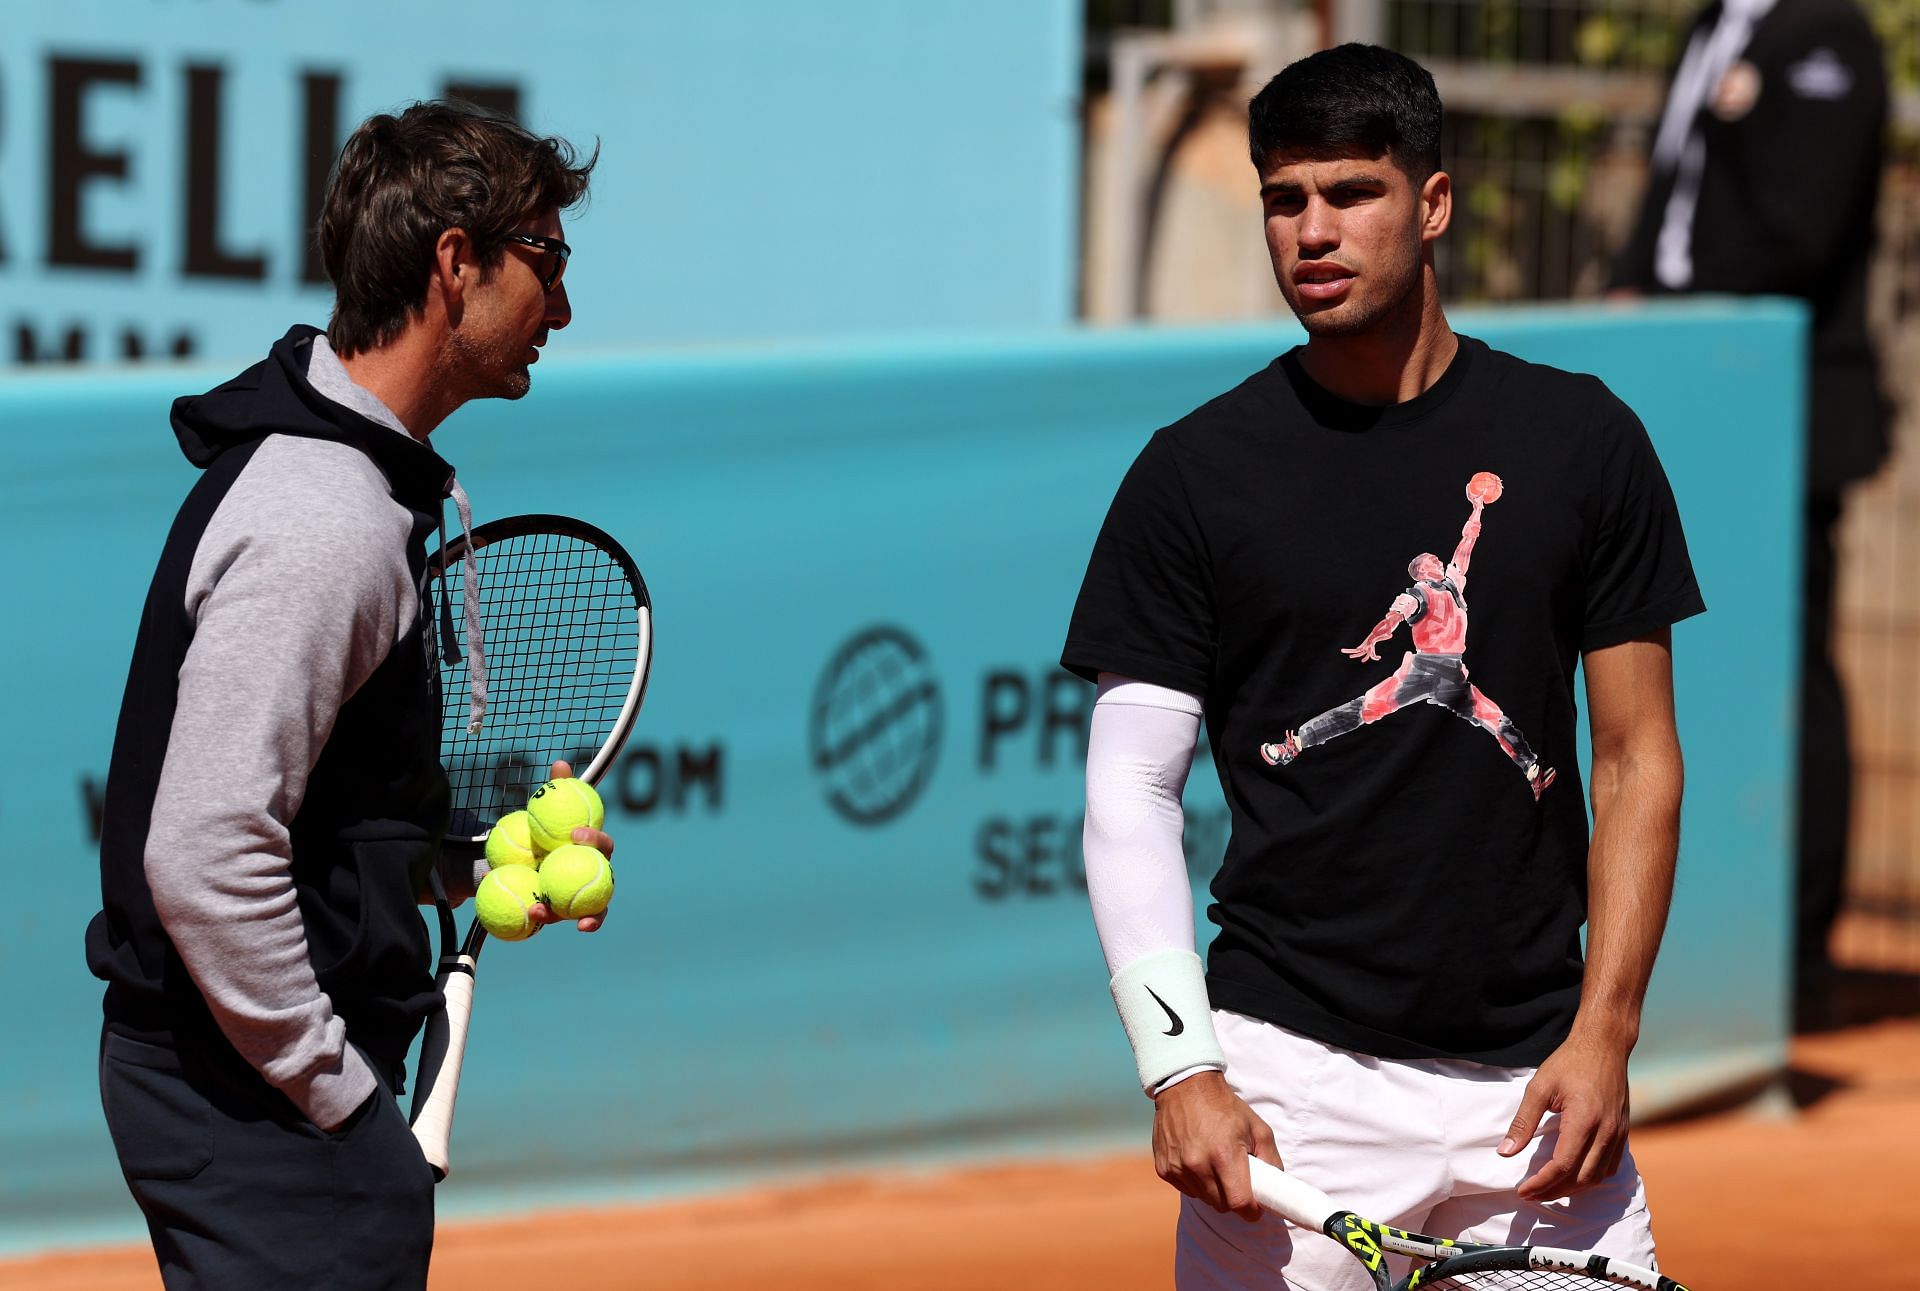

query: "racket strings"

left=436, top=531, right=642, bottom=826
left=1417, top=1269, right=1634, bottom=1289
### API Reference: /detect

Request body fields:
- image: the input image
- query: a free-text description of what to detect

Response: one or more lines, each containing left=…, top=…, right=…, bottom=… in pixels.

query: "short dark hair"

left=319, top=101, right=597, bottom=355
left=1248, top=44, right=1442, bottom=180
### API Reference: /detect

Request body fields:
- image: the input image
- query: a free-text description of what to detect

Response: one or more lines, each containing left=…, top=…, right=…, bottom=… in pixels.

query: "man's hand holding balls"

left=477, top=760, right=616, bottom=936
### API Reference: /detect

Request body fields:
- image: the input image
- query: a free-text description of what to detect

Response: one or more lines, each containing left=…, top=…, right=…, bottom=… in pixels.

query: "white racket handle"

left=1247, top=1156, right=1341, bottom=1231
left=410, top=956, right=477, bottom=1180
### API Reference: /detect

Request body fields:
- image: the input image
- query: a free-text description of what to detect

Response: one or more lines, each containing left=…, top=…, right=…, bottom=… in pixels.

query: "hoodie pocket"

left=305, top=826, right=436, bottom=1009
left=100, top=1033, right=214, bottom=1182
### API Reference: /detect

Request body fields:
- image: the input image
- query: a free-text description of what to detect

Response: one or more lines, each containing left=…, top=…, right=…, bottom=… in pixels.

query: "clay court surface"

left=12, top=1019, right=1918, bottom=1291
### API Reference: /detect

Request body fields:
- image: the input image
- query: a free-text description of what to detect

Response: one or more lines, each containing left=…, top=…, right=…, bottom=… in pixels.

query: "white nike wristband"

left=1110, top=949, right=1225, bottom=1094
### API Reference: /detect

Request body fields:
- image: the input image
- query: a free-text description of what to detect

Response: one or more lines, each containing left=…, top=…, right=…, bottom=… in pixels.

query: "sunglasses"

left=505, top=233, right=571, bottom=292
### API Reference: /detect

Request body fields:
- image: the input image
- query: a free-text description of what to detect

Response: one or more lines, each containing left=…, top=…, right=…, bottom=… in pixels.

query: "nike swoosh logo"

left=1145, top=986, right=1184, bottom=1037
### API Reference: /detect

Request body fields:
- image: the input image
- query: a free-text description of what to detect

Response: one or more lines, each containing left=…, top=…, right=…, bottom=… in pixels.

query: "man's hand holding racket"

left=1247, top=1153, right=1690, bottom=1289
left=528, top=759, right=614, bottom=934
left=1152, top=1070, right=1282, bottom=1222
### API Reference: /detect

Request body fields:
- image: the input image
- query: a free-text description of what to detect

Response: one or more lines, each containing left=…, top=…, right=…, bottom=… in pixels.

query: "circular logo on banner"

left=810, top=626, right=943, bottom=826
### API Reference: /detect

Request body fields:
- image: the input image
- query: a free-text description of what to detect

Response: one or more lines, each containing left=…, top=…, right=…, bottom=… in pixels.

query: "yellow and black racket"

left=1249, top=1156, right=1691, bottom=1290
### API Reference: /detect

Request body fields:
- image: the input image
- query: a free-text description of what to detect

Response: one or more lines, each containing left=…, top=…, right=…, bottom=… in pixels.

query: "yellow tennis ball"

left=539, top=844, right=614, bottom=919
left=484, top=810, right=541, bottom=869
left=474, top=865, right=544, bottom=941
left=526, top=778, right=605, bottom=852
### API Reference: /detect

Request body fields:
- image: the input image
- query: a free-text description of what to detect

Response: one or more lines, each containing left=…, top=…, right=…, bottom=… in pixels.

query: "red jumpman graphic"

left=1259, top=472, right=1556, bottom=802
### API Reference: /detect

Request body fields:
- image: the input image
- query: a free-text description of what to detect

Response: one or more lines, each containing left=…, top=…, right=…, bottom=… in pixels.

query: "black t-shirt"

left=1062, top=336, right=1704, bottom=1066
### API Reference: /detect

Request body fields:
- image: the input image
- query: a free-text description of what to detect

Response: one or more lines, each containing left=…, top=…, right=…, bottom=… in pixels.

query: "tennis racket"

left=1247, top=1156, right=1691, bottom=1290
left=408, top=514, right=653, bottom=1180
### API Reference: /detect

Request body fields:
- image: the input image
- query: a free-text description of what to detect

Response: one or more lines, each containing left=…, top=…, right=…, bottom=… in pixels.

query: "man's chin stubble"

left=1291, top=298, right=1383, bottom=338
left=1297, top=310, right=1371, bottom=338
left=483, top=358, right=533, bottom=401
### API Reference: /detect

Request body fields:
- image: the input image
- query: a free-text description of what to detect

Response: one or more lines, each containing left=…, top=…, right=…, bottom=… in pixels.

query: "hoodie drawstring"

left=446, top=479, right=489, bottom=735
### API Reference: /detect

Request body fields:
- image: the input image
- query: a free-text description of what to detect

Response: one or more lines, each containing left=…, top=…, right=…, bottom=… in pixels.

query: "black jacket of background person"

left=87, top=326, right=454, bottom=1095
left=1611, top=0, right=1891, bottom=492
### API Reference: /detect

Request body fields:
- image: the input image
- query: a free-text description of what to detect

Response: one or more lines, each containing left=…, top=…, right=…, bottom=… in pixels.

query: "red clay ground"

left=12, top=1019, right=1918, bottom=1290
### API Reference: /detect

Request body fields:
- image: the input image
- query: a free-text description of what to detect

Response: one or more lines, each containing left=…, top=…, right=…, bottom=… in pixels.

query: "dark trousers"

left=1798, top=495, right=1853, bottom=984
left=99, top=1026, right=435, bottom=1290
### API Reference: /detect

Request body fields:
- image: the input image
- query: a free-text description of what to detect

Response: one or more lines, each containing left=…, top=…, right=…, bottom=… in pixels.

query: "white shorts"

left=1176, top=1010, right=1659, bottom=1291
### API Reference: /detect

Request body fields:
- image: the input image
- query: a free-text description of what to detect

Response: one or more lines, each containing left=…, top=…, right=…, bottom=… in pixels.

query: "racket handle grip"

left=410, top=958, right=477, bottom=1181
left=1247, top=1156, right=1340, bottom=1231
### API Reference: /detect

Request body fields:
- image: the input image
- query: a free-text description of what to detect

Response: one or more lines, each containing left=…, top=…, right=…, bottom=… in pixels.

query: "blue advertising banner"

left=0, top=301, right=1800, bottom=1253
left=0, top=1, right=1080, bottom=367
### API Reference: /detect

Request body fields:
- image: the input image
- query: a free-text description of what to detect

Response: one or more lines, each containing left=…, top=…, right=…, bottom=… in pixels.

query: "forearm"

left=1085, top=689, right=1200, bottom=975
left=1451, top=516, right=1481, bottom=571
left=150, top=649, right=376, bottom=1129
left=1361, top=610, right=1404, bottom=648
left=1575, top=740, right=1683, bottom=1048
left=1084, top=675, right=1225, bottom=1091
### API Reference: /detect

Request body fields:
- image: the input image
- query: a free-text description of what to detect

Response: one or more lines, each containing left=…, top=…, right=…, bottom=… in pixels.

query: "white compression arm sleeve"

left=1084, top=675, right=1225, bottom=1093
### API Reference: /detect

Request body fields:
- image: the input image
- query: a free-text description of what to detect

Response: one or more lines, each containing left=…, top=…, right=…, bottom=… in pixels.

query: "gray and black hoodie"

left=87, top=324, right=484, bottom=1129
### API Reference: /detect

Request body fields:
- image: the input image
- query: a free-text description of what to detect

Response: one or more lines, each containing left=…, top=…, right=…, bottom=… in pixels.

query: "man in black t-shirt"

left=1064, top=45, right=1702, bottom=1288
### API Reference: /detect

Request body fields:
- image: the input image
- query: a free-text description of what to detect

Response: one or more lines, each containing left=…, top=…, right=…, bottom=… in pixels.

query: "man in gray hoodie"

left=87, top=101, right=603, bottom=1289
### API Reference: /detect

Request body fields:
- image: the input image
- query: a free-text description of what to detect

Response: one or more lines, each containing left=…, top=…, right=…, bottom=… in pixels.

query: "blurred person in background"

left=1608, top=0, right=1892, bottom=1023
left=85, top=101, right=602, bottom=1289
left=1065, top=44, right=1702, bottom=1289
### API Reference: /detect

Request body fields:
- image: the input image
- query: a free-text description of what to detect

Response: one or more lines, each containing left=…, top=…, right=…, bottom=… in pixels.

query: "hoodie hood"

left=171, top=325, right=455, bottom=509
